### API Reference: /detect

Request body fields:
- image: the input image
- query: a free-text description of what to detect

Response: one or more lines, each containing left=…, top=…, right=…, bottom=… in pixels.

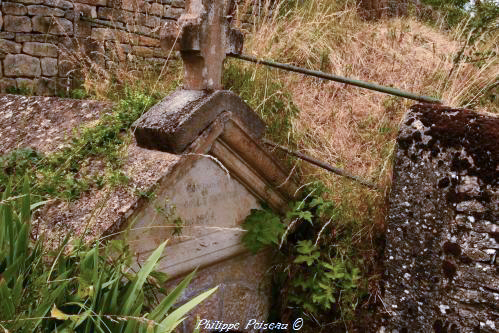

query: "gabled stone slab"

left=132, top=89, right=265, bottom=154
left=0, top=91, right=298, bottom=332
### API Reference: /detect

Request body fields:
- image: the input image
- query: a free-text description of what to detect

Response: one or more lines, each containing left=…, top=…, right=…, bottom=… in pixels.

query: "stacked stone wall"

left=0, top=0, right=186, bottom=95
left=0, top=0, right=265, bottom=96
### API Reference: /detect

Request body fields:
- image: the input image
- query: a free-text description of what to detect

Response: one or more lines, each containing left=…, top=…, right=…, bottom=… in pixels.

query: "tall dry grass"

left=58, top=27, right=182, bottom=101
left=234, top=0, right=498, bottom=289
left=238, top=0, right=497, bottom=191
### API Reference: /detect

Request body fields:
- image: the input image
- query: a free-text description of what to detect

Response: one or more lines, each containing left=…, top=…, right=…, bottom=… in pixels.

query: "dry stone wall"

left=0, top=0, right=185, bottom=95
left=0, top=0, right=263, bottom=96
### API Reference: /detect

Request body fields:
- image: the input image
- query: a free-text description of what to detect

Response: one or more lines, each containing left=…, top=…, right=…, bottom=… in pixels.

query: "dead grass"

left=58, top=29, right=182, bottom=102
left=238, top=0, right=498, bottom=208
left=233, top=0, right=497, bottom=323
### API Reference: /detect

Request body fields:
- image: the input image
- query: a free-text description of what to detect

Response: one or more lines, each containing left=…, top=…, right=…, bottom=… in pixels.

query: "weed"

left=242, top=182, right=366, bottom=328
left=0, top=85, right=167, bottom=201
left=0, top=181, right=217, bottom=332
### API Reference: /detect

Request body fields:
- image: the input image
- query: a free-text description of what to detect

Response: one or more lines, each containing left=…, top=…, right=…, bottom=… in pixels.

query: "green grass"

left=0, top=181, right=217, bottom=332
left=0, top=85, right=170, bottom=201
left=223, top=60, right=300, bottom=144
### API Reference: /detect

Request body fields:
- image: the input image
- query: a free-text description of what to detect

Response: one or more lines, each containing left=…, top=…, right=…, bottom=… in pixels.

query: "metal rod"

left=262, top=139, right=381, bottom=190
left=229, top=53, right=442, bottom=104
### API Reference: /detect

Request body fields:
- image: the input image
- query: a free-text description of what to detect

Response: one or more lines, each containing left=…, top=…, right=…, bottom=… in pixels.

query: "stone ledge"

left=132, top=89, right=266, bottom=154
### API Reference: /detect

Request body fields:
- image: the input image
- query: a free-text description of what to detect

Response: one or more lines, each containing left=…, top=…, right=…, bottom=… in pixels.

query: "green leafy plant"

left=242, top=207, right=286, bottom=254
left=241, top=182, right=364, bottom=323
left=0, top=181, right=217, bottom=332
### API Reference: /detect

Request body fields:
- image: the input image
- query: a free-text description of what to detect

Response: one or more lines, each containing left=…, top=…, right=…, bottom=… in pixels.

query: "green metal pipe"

left=228, top=53, right=442, bottom=104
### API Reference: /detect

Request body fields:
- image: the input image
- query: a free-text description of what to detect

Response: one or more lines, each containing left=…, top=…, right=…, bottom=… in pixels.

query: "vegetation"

left=0, top=85, right=174, bottom=201
left=0, top=181, right=216, bottom=332
left=242, top=183, right=364, bottom=325
left=1, top=0, right=497, bottom=331
left=232, top=0, right=497, bottom=330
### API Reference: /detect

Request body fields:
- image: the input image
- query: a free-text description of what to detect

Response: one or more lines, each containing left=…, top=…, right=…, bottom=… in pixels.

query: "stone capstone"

left=3, top=54, right=41, bottom=77
left=132, top=89, right=266, bottom=154
left=377, top=104, right=499, bottom=332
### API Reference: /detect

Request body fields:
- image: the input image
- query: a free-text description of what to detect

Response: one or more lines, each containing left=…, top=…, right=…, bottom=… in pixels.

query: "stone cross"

left=160, top=0, right=243, bottom=91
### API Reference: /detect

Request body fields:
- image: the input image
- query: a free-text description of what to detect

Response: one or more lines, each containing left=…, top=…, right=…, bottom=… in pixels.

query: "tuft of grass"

left=0, top=182, right=217, bottom=332
left=223, top=60, right=300, bottom=143
left=0, top=85, right=171, bottom=201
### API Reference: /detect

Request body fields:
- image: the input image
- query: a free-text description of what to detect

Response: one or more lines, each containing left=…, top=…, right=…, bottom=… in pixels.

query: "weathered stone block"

left=27, top=5, right=65, bottom=17
left=76, top=0, right=107, bottom=6
left=32, top=16, right=73, bottom=35
left=0, top=39, right=22, bottom=54
left=0, top=62, right=2, bottom=78
left=138, top=36, right=160, bottom=47
left=36, top=76, right=56, bottom=95
left=43, top=0, right=74, bottom=9
left=164, top=6, right=183, bottom=18
left=2, top=2, right=28, bottom=15
left=23, top=42, right=58, bottom=57
left=74, top=3, right=97, bottom=18
left=4, top=15, right=32, bottom=32
left=16, top=78, right=38, bottom=92
left=97, top=7, right=118, bottom=20
left=3, top=54, right=41, bottom=77
left=0, top=78, right=17, bottom=93
left=132, top=90, right=266, bottom=154
left=122, top=0, right=145, bottom=11
left=377, top=105, right=499, bottom=332
left=15, top=34, right=70, bottom=48
left=171, top=0, right=185, bottom=8
left=132, top=46, right=153, bottom=58
left=14, top=0, right=44, bottom=4
left=91, top=27, right=116, bottom=41
left=0, top=32, right=15, bottom=40
left=149, top=3, right=164, bottom=16
left=41, top=57, right=58, bottom=76
left=74, top=3, right=97, bottom=37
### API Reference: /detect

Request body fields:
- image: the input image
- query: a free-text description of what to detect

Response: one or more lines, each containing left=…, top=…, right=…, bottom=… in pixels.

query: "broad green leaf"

left=122, top=241, right=167, bottom=315
left=158, top=286, right=218, bottom=333
left=148, top=269, right=197, bottom=322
